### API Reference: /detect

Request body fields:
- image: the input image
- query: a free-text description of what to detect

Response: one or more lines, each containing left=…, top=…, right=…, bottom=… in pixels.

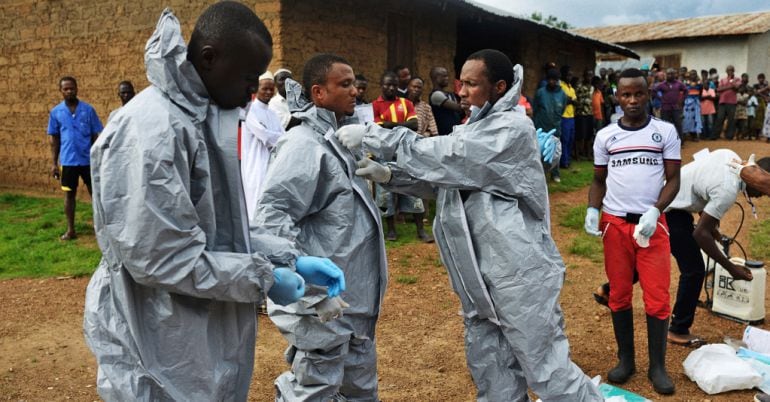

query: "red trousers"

left=601, top=213, right=671, bottom=319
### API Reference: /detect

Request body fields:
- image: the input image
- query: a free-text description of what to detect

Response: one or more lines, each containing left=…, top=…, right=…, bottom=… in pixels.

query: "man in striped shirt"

left=372, top=71, right=418, bottom=130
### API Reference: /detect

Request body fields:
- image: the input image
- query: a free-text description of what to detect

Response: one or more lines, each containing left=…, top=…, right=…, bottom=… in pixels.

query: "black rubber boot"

left=414, top=213, right=434, bottom=243
left=386, top=216, right=397, bottom=241
left=608, top=309, right=636, bottom=383
left=647, top=314, right=675, bottom=395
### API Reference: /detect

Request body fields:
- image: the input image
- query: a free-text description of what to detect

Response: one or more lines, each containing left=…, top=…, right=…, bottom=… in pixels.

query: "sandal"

left=667, top=333, right=706, bottom=348
left=60, top=232, right=77, bottom=241
left=592, top=283, right=610, bottom=307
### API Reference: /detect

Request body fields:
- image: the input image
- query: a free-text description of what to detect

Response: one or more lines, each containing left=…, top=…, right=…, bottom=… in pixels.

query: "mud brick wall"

left=517, top=34, right=596, bottom=99
left=0, top=0, right=280, bottom=195
left=1, top=0, right=595, bottom=194
left=279, top=0, right=457, bottom=104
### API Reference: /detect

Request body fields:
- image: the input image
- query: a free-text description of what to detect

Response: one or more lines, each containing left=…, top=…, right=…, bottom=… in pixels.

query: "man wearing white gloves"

left=585, top=68, right=681, bottom=395
left=339, top=49, right=602, bottom=401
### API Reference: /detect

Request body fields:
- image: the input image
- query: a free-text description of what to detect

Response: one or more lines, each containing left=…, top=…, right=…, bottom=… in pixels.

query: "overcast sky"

left=473, top=0, right=770, bottom=28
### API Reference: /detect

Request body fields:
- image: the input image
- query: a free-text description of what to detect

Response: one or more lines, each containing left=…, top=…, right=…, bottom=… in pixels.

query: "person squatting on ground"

left=585, top=68, right=681, bottom=395
left=337, top=49, right=602, bottom=401
left=83, top=5, right=344, bottom=401
left=47, top=76, right=103, bottom=241
left=252, top=54, right=388, bottom=402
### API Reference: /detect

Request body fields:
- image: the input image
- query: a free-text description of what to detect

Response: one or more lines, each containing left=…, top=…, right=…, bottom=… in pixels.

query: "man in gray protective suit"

left=337, top=49, right=602, bottom=401
left=253, top=53, right=388, bottom=401
left=83, top=4, right=344, bottom=401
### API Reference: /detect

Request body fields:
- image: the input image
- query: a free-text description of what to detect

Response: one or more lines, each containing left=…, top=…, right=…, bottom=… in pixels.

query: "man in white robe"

left=242, top=70, right=285, bottom=220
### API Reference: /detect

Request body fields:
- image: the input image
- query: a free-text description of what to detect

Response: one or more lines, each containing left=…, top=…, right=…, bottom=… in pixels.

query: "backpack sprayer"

left=701, top=202, right=767, bottom=324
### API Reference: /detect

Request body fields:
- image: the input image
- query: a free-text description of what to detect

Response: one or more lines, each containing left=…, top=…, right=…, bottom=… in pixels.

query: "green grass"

left=396, top=275, right=418, bottom=284
left=0, top=193, right=100, bottom=279
left=383, top=217, right=432, bottom=249
left=750, top=218, right=770, bottom=261
left=560, top=205, right=588, bottom=230
left=557, top=204, right=603, bottom=263
left=548, top=160, right=595, bottom=194
left=569, top=233, right=604, bottom=263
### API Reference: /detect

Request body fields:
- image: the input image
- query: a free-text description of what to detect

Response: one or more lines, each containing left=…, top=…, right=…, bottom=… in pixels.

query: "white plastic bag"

left=683, top=343, right=762, bottom=394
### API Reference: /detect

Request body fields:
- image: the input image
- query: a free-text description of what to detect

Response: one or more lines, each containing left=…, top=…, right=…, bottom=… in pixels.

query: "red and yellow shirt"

left=372, top=96, right=417, bottom=124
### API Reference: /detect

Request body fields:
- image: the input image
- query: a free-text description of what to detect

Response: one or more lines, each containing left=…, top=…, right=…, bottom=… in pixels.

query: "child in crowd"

left=735, top=86, right=749, bottom=140
left=683, top=70, right=702, bottom=141
left=651, top=71, right=664, bottom=118
left=592, top=76, right=605, bottom=133
left=700, top=79, right=717, bottom=140
left=747, top=87, right=759, bottom=140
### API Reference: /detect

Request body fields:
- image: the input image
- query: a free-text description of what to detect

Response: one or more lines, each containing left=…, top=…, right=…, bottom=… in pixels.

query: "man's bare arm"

left=654, top=161, right=680, bottom=212
left=49, top=135, right=60, bottom=179
left=741, top=166, right=770, bottom=196
left=588, top=168, right=608, bottom=209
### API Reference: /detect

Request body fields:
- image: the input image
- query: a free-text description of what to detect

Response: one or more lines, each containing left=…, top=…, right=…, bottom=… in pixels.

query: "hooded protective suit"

left=83, top=10, right=296, bottom=401
left=252, top=79, right=387, bottom=401
left=360, top=66, right=602, bottom=401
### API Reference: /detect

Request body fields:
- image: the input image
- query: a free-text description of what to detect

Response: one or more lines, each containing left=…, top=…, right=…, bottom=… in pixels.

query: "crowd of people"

left=526, top=62, right=770, bottom=183
left=41, top=2, right=770, bottom=401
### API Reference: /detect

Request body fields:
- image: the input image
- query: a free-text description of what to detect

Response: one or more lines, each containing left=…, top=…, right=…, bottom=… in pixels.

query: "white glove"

left=336, top=124, right=366, bottom=150
left=584, top=207, right=602, bottom=236
left=632, top=225, right=650, bottom=248
left=355, top=158, right=392, bottom=183
left=314, top=296, right=350, bottom=323
left=637, top=207, right=660, bottom=237
left=727, top=153, right=756, bottom=177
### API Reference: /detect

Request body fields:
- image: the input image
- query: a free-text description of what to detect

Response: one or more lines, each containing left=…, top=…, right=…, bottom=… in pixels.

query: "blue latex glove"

left=536, top=128, right=547, bottom=154
left=537, top=128, right=557, bottom=163
left=268, top=267, right=305, bottom=306
left=295, top=256, right=346, bottom=297
left=543, top=137, right=557, bottom=164
left=584, top=207, right=602, bottom=236
left=637, top=207, right=661, bottom=237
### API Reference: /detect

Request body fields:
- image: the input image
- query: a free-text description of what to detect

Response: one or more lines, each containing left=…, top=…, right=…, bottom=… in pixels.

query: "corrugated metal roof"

left=573, top=10, right=770, bottom=44
left=450, top=0, right=639, bottom=58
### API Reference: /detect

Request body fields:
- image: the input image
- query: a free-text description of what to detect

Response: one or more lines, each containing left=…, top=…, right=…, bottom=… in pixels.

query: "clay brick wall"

left=278, top=0, right=457, bottom=103
left=0, top=0, right=280, bottom=195
left=518, top=33, right=596, bottom=99
left=1, top=0, right=602, bottom=195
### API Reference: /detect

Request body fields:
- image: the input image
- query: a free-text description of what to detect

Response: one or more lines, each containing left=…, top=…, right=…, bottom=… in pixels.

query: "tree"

left=531, top=12, right=573, bottom=30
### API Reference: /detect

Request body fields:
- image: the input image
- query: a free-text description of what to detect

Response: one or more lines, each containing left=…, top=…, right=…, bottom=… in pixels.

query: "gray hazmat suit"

left=83, top=10, right=296, bottom=401
left=253, top=79, right=388, bottom=402
left=360, top=65, right=602, bottom=402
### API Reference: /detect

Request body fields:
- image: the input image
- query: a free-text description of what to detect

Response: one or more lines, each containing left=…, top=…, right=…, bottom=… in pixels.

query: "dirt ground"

left=1, top=139, right=770, bottom=401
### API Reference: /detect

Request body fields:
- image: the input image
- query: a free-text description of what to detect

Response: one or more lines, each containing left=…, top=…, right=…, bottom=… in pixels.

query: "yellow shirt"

left=560, top=81, right=576, bottom=118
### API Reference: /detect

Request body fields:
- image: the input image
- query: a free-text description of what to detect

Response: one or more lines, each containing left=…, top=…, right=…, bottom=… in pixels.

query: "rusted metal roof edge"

left=444, top=0, right=640, bottom=59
